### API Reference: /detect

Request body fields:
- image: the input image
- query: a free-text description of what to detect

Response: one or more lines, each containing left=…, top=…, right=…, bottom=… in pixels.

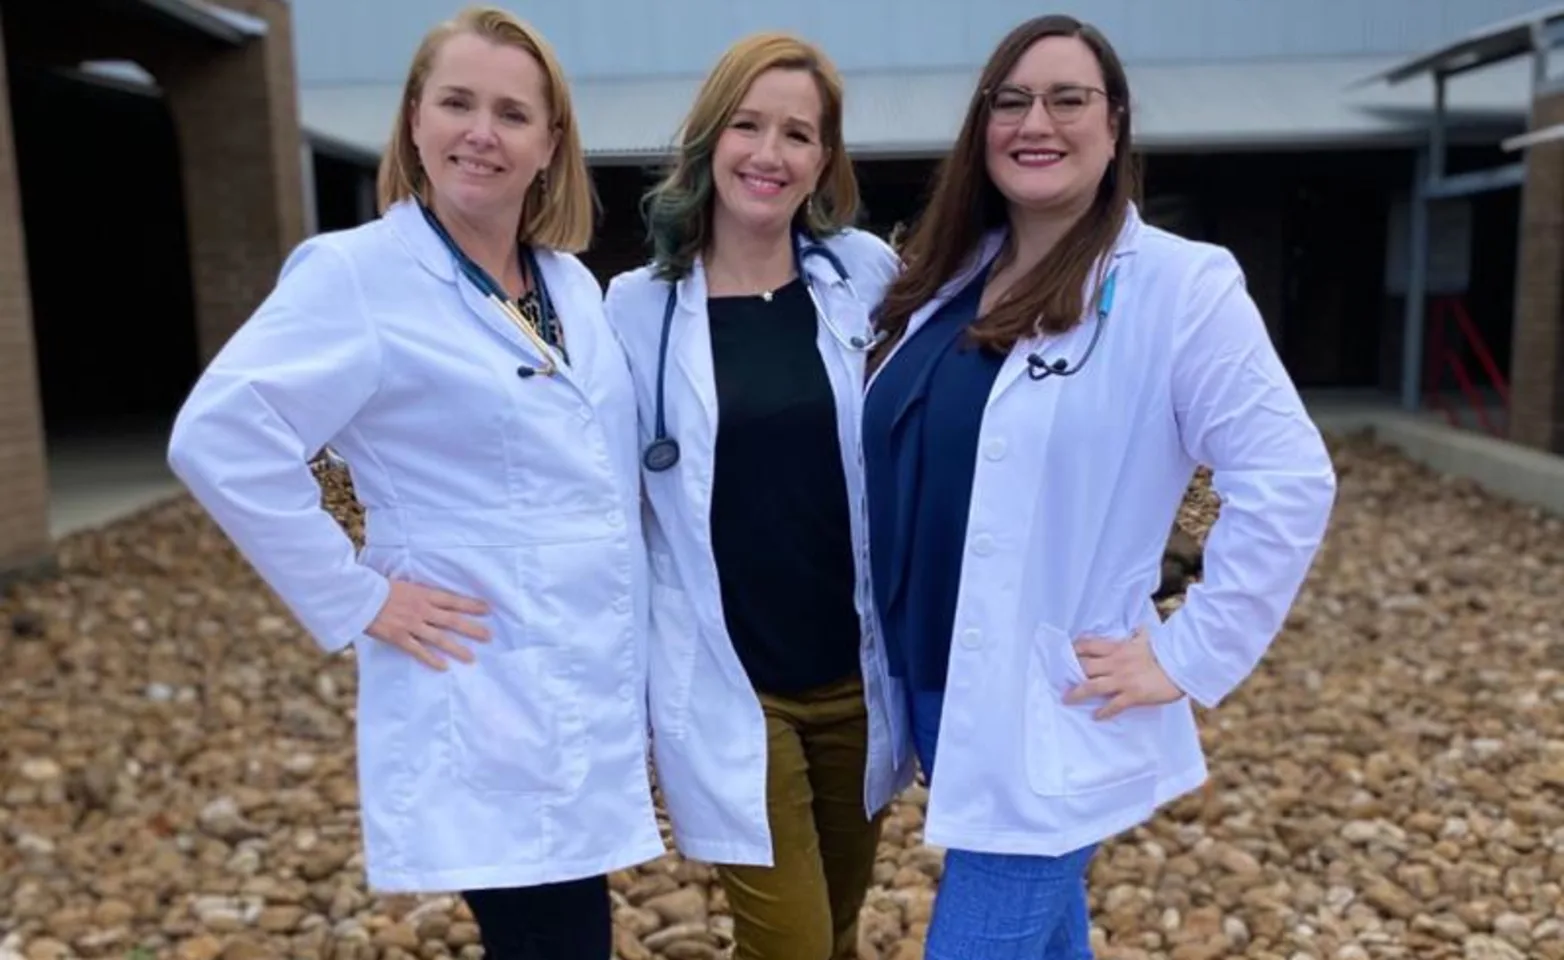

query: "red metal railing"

left=1422, top=295, right=1510, bottom=436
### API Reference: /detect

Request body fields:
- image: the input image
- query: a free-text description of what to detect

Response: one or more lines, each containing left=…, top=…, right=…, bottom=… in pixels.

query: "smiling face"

left=709, top=67, right=828, bottom=238
left=410, top=31, right=559, bottom=228
left=984, top=35, right=1117, bottom=218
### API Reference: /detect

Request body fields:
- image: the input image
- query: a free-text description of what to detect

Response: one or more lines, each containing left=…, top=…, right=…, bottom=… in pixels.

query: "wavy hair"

left=871, top=15, right=1137, bottom=369
left=641, top=32, right=860, bottom=281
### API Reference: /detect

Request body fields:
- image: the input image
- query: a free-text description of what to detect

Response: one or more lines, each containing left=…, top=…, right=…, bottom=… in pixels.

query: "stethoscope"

left=641, top=233, right=885, bottom=472
left=1023, top=267, right=1117, bottom=380
left=417, top=200, right=567, bottom=378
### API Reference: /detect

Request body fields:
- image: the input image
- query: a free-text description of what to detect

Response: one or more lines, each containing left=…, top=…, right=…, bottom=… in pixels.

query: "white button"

left=577, top=404, right=594, bottom=422
left=959, top=628, right=982, bottom=649
left=970, top=534, right=995, bottom=557
left=614, top=596, right=630, bottom=614
left=606, top=509, right=624, bottom=527
left=984, top=438, right=1008, bottom=461
left=618, top=683, right=634, bottom=700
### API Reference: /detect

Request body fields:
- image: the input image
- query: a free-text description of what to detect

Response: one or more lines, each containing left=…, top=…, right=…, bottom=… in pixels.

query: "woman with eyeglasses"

left=860, top=15, right=1337, bottom=957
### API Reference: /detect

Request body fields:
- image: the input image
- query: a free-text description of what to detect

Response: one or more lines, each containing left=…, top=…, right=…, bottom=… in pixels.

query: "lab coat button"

left=970, top=534, right=995, bottom=557
left=577, top=404, right=594, bottom=422
left=618, top=682, right=633, bottom=700
left=984, top=438, right=1008, bottom=461
left=606, top=509, right=624, bottom=527
left=959, top=628, right=982, bottom=649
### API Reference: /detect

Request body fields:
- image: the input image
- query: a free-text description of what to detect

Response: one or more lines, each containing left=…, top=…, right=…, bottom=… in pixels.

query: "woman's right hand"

left=365, top=581, right=492, bottom=670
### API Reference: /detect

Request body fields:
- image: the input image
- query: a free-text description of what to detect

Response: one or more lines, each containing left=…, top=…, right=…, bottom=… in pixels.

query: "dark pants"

left=461, top=875, right=610, bottom=960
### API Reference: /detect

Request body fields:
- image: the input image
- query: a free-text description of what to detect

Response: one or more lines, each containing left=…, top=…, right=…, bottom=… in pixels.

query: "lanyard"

left=417, top=201, right=568, bottom=366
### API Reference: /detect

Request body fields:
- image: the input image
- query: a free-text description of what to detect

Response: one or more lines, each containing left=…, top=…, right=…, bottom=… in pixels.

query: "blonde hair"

left=642, top=32, right=860, bottom=280
left=375, top=5, right=595, bottom=252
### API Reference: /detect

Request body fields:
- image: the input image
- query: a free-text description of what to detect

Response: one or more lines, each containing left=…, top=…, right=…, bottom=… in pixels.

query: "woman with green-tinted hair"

left=604, top=30, right=915, bottom=960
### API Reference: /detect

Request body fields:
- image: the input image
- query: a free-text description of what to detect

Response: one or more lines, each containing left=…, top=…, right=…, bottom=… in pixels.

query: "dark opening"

left=8, top=64, right=197, bottom=438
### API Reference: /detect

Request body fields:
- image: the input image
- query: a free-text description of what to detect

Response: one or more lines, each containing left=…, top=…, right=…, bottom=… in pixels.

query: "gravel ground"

left=2, top=430, right=1561, bottom=960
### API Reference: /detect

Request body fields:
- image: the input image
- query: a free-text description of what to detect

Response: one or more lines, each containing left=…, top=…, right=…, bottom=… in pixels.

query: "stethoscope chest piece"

left=642, top=436, right=681, bottom=472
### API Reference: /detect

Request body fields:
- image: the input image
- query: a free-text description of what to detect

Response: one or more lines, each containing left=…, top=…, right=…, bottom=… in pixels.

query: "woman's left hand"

left=1065, top=628, right=1185, bottom=720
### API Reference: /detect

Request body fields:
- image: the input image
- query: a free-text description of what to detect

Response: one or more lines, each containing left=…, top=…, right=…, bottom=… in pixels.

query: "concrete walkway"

left=38, top=392, right=1564, bottom=543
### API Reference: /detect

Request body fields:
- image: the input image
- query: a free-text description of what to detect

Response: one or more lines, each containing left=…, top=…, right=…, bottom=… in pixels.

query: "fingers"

left=425, top=587, right=490, bottom=616
left=391, top=633, right=450, bottom=672
left=427, top=610, right=492, bottom=643
left=1095, top=692, right=1136, bottom=721
left=411, top=625, right=479, bottom=666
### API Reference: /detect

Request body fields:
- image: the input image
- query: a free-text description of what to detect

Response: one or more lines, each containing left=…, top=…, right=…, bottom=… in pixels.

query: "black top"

left=707, top=276, right=862, bottom=696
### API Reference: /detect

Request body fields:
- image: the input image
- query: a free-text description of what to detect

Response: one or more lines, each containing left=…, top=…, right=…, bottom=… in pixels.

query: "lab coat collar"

left=984, top=202, right=1145, bottom=404
left=382, top=198, right=581, bottom=387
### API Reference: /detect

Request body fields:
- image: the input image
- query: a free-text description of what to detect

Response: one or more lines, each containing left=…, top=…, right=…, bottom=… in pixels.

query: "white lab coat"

left=865, top=204, right=1337, bottom=857
left=602, top=228, right=917, bottom=866
left=166, top=198, right=665, bottom=892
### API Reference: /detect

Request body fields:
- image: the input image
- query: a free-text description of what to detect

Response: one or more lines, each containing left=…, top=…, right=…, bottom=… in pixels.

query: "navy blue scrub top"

left=863, top=265, right=1004, bottom=693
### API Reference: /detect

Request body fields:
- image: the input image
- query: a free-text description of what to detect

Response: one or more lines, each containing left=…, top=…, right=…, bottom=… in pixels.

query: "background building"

left=1, top=0, right=1561, bottom=580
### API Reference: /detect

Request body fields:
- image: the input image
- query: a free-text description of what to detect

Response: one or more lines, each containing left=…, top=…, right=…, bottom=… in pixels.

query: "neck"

left=430, top=196, right=525, bottom=296
left=1004, top=207, right=1082, bottom=276
left=704, top=211, right=794, bottom=295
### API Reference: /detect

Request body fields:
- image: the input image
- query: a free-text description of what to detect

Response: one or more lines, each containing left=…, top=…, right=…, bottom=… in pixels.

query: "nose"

left=1018, top=98, right=1056, bottom=137
left=463, top=113, right=499, bottom=146
left=751, top=129, right=783, bottom=167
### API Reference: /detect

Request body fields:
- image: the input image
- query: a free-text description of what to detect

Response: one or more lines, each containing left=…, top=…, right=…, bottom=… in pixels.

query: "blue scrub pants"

left=910, top=690, right=1098, bottom=959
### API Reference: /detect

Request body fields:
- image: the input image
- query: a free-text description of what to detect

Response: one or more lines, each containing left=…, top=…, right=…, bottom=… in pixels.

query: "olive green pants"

left=716, top=674, right=885, bottom=960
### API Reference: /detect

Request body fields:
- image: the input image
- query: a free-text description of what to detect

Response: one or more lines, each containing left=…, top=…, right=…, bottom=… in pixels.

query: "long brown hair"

left=872, top=15, right=1137, bottom=367
left=375, top=5, right=595, bottom=253
left=641, top=32, right=860, bottom=281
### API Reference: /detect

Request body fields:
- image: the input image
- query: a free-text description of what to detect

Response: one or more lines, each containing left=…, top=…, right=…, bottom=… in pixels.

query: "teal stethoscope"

left=418, top=200, right=568, bottom=377
left=1023, top=267, right=1118, bottom=380
left=642, top=233, right=884, bottom=472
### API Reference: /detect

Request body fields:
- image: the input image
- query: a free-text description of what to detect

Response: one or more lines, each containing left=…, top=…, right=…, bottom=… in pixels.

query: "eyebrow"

left=731, top=107, right=819, bottom=132
left=432, top=84, right=536, bottom=109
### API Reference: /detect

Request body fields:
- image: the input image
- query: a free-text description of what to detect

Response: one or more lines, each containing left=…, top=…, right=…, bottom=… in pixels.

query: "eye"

left=730, top=118, right=758, bottom=131
left=788, top=130, right=814, bottom=144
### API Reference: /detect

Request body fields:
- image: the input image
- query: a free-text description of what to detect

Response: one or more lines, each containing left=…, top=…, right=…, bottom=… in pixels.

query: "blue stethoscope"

left=641, top=233, right=885, bottom=472
left=418, top=200, right=567, bottom=377
left=1022, top=267, right=1117, bottom=380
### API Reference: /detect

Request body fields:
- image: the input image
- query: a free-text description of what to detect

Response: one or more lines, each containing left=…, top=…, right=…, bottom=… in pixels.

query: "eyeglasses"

left=984, top=84, right=1110, bottom=125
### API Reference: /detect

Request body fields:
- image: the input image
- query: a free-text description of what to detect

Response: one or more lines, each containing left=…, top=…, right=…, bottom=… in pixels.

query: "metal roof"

left=1352, top=2, right=1564, bottom=85
left=299, top=53, right=1533, bottom=166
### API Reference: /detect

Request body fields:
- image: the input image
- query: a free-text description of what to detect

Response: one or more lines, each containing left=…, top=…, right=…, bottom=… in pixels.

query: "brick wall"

left=0, top=13, right=54, bottom=578
left=146, top=0, right=305, bottom=362
left=1510, top=88, right=1564, bottom=454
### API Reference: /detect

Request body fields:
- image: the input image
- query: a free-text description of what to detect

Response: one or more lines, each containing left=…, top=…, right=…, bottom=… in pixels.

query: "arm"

left=1147, top=249, right=1338, bottom=709
left=167, top=238, right=391, bottom=654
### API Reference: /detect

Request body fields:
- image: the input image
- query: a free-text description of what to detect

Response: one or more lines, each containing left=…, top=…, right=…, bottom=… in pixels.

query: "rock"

left=1, top=436, right=1560, bottom=958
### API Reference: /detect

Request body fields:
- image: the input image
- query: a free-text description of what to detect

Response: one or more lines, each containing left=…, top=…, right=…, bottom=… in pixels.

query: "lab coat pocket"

left=447, top=646, right=573, bottom=796
left=1026, top=622, right=1160, bottom=797
left=647, top=557, right=698, bottom=740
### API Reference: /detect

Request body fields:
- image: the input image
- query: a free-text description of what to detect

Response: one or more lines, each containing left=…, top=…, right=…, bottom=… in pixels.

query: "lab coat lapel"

left=866, top=230, right=1006, bottom=392
left=986, top=208, right=1143, bottom=406
left=669, top=260, right=719, bottom=437
left=385, top=199, right=576, bottom=385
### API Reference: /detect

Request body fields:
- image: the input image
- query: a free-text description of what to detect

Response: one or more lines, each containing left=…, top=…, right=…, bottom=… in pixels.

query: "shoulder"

left=1133, top=222, right=1244, bottom=293
left=534, top=247, right=604, bottom=299
left=603, top=262, right=666, bottom=316
left=823, top=226, right=899, bottom=275
left=820, top=226, right=901, bottom=302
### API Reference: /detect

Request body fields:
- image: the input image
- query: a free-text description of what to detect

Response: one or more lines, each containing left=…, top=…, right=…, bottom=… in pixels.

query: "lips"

left=451, top=156, right=503, bottom=175
left=738, top=172, right=786, bottom=196
left=1012, top=150, right=1065, bottom=167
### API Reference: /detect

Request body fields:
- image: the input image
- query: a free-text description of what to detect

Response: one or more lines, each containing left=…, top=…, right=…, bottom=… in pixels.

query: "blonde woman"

left=166, top=6, right=661, bottom=957
left=604, top=33, right=914, bottom=960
